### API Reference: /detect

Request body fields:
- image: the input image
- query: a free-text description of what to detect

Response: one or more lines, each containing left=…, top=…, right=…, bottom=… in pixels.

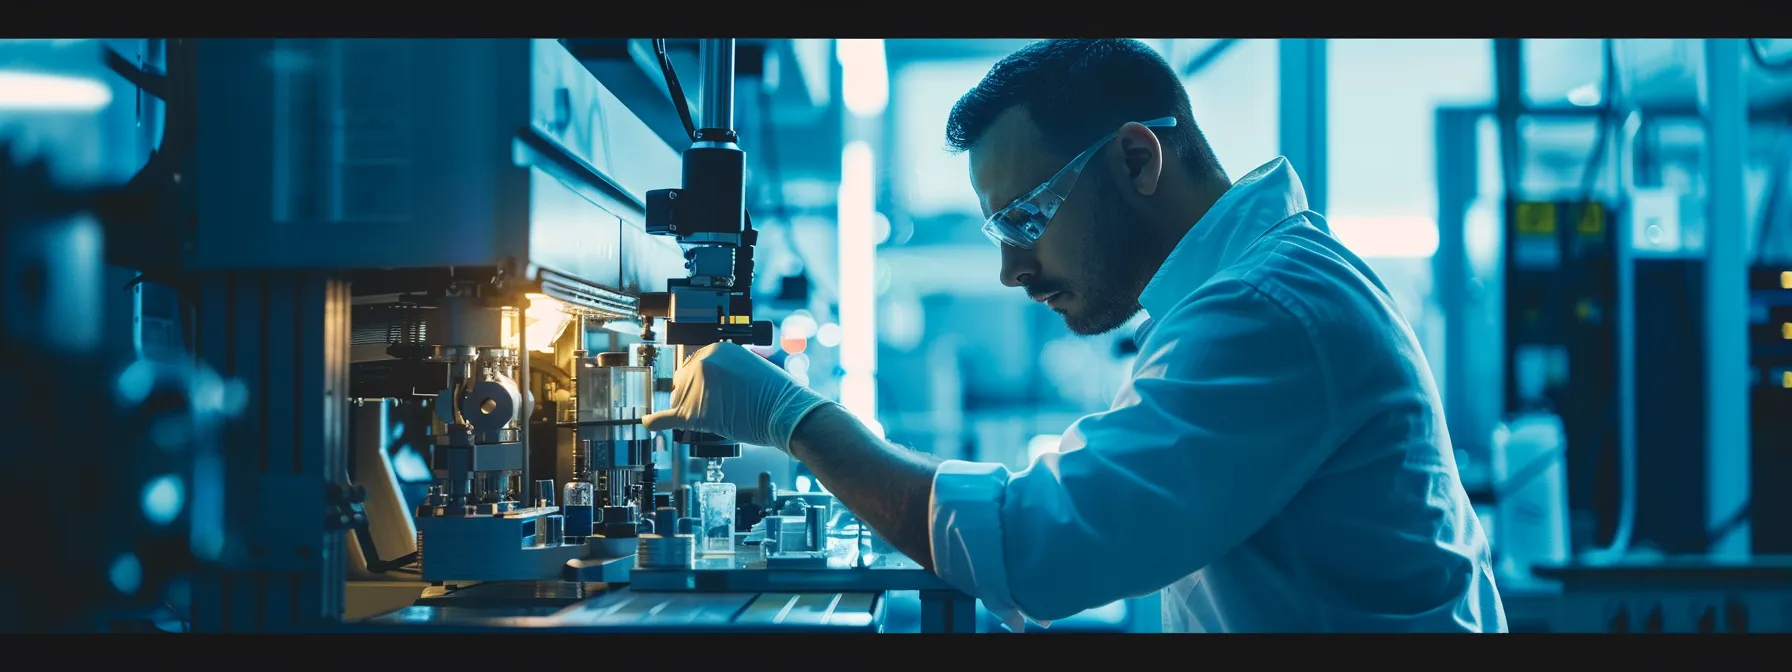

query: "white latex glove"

left=641, top=342, right=833, bottom=453
left=991, top=604, right=1053, bottom=633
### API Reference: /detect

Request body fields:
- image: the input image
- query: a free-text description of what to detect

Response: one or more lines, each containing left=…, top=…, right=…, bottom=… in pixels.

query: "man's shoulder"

left=1235, top=217, right=1366, bottom=287
left=1149, top=217, right=1406, bottom=368
left=1152, top=271, right=1296, bottom=332
left=1224, top=219, right=1394, bottom=324
left=1159, top=226, right=1355, bottom=313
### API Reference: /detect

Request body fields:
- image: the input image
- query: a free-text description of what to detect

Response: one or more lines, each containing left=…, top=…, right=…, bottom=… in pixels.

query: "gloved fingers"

left=641, top=410, right=689, bottom=432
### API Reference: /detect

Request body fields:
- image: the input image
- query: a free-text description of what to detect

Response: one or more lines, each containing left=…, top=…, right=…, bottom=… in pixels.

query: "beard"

left=1030, top=171, right=1155, bottom=336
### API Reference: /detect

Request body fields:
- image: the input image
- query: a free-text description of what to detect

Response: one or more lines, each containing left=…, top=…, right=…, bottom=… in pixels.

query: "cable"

left=1493, top=40, right=1523, bottom=218
left=1492, top=443, right=1567, bottom=501
left=1575, top=39, right=1622, bottom=204
left=1180, top=38, right=1240, bottom=78
left=652, top=39, right=698, bottom=142
left=101, top=44, right=167, bottom=101
left=1706, top=496, right=1751, bottom=547
left=1750, top=39, right=1792, bottom=75
left=651, top=38, right=763, bottom=287
left=98, top=39, right=202, bottom=352
left=1754, top=132, right=1792, bottom=263
left=161, top=601, right=189, bottom=633
left=1577, top=38, right=1638, bottom=563
left=1495, top=40, right=1637, bottom=562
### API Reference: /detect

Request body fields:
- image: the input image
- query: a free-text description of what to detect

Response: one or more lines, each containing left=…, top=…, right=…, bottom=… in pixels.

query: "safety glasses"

left=981, top=117, right=1178, bottom=249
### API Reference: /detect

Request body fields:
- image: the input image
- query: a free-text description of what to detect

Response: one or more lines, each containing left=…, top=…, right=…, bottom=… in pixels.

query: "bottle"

left=695, top=458, right=736, bottom=555
left=826, top=507, right=866, bottom=568
left=562, top=440, right=596, bottom=541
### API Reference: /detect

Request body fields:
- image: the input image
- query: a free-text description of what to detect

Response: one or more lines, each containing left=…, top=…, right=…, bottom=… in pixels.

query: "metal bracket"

left=919, top=590, right=977, bottom=634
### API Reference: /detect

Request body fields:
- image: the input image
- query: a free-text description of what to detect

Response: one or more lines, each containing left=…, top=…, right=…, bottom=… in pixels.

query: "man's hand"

left=641, top=342, right=833, bottom=453
left=648, top=343, right=941, bottom=576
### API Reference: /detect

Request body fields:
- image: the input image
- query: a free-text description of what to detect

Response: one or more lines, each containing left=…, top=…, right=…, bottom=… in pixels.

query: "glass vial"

left=562, top=480, right=594, bottom=540
left=562, top=439, right=595, bottom=540
left=826, top=508, right=865, bottom=568
left=696, top=459, right=736, bottom=555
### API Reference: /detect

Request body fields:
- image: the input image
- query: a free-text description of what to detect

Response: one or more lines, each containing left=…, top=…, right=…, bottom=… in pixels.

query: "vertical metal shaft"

left=1702, top=38, right=1750, bottom=558
left=518, top=298, right=531, bottom=506
left=1276, top=38, right=1328, bottom=214
left=701, top=39, right=736, bottom=133
left=670, top=38, right=742, bottom=501
left=1492, top=39, right=1526, bottom=416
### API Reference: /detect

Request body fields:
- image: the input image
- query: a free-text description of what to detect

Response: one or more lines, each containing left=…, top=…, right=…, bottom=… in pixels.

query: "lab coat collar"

left=1137, top=157, right=1311, bottom=320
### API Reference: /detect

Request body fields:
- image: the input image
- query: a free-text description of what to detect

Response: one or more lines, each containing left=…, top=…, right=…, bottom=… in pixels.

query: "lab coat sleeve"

left=928, top=279, right=1341, bottom=623
left=929, top=459, right=1030, bottom=629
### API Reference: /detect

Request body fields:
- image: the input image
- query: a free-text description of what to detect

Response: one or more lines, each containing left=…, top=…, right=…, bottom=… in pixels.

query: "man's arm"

left=637, top=341, right=943, bottom=566
left=926, top=279, right=1343, bottom=622
left=786, top=403, right=942, bottom=570
left=642, top=280, right=1342, bottom=624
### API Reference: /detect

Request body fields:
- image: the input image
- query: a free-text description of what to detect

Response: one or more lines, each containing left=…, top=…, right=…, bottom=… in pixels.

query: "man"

left=643, top=38, right=1506, bottom=633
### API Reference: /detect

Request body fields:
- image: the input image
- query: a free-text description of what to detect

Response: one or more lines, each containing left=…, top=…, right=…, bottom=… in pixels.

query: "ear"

left=1114, top=122, right=1165, bottom=197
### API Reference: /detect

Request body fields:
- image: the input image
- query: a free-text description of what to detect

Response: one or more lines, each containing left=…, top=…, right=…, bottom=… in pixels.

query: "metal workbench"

left=1532, top=556, right=1792, bottom=633
left=354, top=545, right=978, bottom=633
left=627, top=544, right=975, bottom=633
left=356, top=581, right=887, bottom=633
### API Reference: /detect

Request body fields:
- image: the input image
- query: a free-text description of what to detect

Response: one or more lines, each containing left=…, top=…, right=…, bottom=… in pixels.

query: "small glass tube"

left=562, top=439, right=595, bottom=539
left=562, top=480, right=595, bottom=539
left=696, top=459, right=735, bottom=555
left=826, top=508, right=865, bottom=568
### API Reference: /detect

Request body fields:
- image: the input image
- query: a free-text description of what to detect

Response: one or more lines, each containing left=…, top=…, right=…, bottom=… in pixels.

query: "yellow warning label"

left=1516, top=202, right=1556, bottom=236
left=1781, top=270, right=1791, bottom=289
left=1577, top=202, right=1605, bottom=235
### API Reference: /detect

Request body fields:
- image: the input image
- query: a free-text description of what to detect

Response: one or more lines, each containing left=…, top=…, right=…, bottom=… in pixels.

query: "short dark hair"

left=945, top=39, right=1224, bottom=181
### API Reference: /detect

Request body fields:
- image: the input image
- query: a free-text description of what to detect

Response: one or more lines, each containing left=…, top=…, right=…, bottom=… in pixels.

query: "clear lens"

left=984, top=202, right=1045, bottom=249
left=982, top=213, right=1032, bottom=249
left=981, top=221, right=1011, bottom=247
left=976, top=118, right=1174, bottom=251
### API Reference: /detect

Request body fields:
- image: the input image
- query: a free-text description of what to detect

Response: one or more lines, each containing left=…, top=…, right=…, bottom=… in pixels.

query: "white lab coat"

left=928, top=157, right=1507, bottom=633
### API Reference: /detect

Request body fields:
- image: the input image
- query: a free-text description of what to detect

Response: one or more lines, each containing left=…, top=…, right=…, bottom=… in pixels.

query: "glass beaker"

left=696, top=459, right=735, bottom=555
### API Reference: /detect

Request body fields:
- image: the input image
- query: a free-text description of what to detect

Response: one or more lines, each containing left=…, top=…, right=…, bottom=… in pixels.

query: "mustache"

left=1024, top=280, right=1068, bottom=300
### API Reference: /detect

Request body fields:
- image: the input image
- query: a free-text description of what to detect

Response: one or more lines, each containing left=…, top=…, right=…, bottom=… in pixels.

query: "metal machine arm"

left=639, top=38, right=774, bottom=495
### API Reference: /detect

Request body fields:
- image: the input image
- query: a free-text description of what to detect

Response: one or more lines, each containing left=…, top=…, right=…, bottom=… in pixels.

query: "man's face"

left=968, top=110, right=1159, bottom=336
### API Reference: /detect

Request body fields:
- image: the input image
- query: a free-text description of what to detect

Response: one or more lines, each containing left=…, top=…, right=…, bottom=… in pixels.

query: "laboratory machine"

left=0, top=36, right=975, bottom=634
